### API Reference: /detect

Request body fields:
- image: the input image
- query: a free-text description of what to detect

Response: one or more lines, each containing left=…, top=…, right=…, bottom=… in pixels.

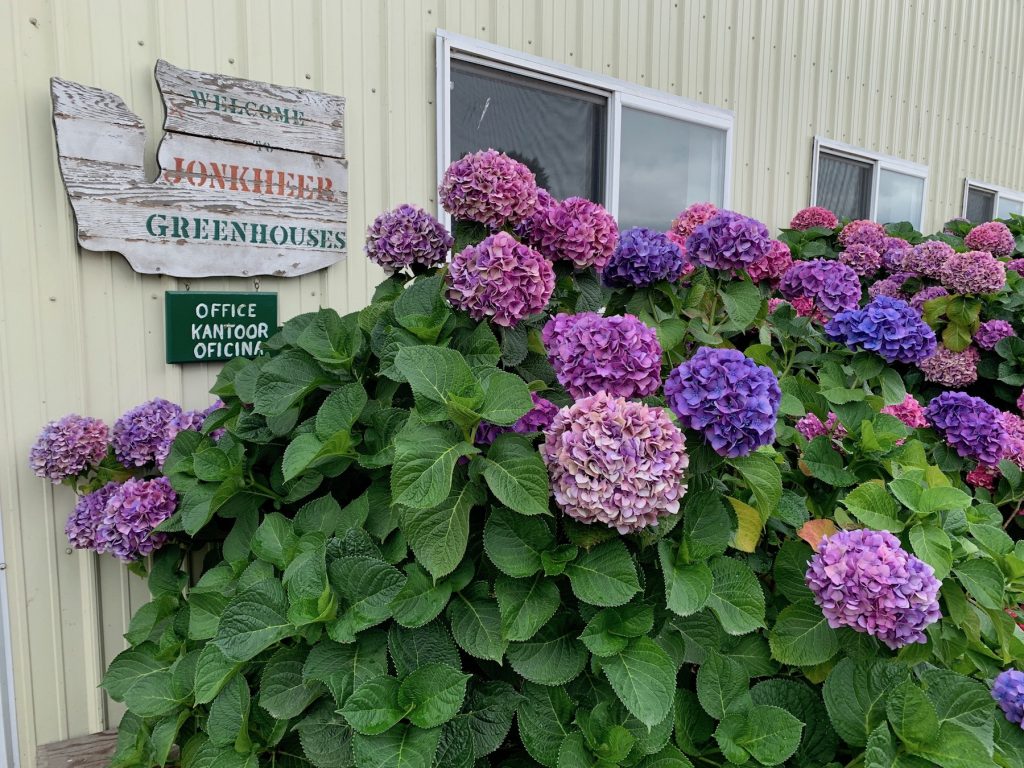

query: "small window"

left=965, top=187, right=996, bottom=223
left=964, top=181, right=1024, bottom=222
left=816, top=151, right=872, bottom=220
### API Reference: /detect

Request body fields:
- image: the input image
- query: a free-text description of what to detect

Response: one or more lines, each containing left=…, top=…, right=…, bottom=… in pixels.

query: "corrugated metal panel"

left=3, top=1, right=1024, bottom=764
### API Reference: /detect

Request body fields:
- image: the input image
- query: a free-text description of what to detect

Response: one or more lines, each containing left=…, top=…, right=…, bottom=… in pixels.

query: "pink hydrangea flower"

left=965, top=221, right=1015, bottom=256
left=966, top=464, right=1000, bottom=491
left=438, top=149, right=538, bottom=229
left=839, top=244, right=882, bottom=276
left=532, top=197, right=618, bottom=270
left=839, top=220, right=886, bottom=251
left=796, top=412, right=847, bottom=443
left=30, top=414, right=109, bottom=483
left=669, top=202, right=719, bottom=242
left=95, top=477, right=177, bottom=562
left=902, top=240, right=954, bottom=279
left=940, top=250, right=1007, bottom=294
left=746, top=240, right=793, bottom=284
left=789, top=206, right=839, bottom=231
left=881, top=395, right=929, bottom=429
left=918, top=346, right=980, bottom=387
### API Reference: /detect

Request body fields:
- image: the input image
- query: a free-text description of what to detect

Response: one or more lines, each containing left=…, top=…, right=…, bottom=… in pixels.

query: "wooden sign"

left=51, top=60, right=347, bottom=278
left=165, top=291, right=277, bottom=363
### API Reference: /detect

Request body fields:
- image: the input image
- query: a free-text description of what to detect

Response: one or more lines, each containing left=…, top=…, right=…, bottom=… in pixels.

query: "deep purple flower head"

left=919, top=346, right=980, bottom=387
left=965, top=221, right=1015, bottom=256
left=993, top=670, right=1024, bottom=726
left=868, top=272, right=911, bottom=300
left=925, top=391, right=1009, bottom=464
left=779, top=259, right=862, bottom=316
left=95, top=477, right=177, bottom=561
left=1007, top=259, right=1024, bottom=275
left=746, top=240, right=793, bottom=284
left=975, top=319, right=1016, bottom=350
left=476, top=394, right=559, bottom=446
left=364, top=204, right=452, bottom=271
left=66, top=482, right=119, bottom=550
left=881, top=395, right=929, bottom=429
left=839, top=220, right=886, bottom=251
left=533, top=197, right=618, bottom=269
left=112, top=398, right=183, bottom=468
left=446, top=232, right=554, bottom=327
left=825, top=296, right=937, bottom=364
left=30, top=414, right=109, bottom=483
left=880, top=237, right=912, bottom=271
left=540, top=392, right=688, bottom=533
left=602, top=227, right=684, bottom=287
left=790, top=206, right=839, bottom=231
left=910, top=285, right=949, bottom=311
left=902, top=240, right=954, bottom=279
left=940, top=250, right=1007, bottom=294
left=665, top=347, right=781, bottom=457
left=685, top=211, right=772, bottom=272
left=796, top=412, right=847, bottom=442
left=514, top=188, right=558, bottom=244
left=805, top=528, right=941, bottom=649
left=542, top=313, right=662, bottom=399
left=840, top=244, right=882, bottom=276
left=438, top=149, right=538, bottom=229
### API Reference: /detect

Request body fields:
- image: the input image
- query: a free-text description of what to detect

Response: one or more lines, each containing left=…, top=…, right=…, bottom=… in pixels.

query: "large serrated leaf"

left=213, top=578, right=294, bottom=662
left=447, top=582, right=507, bottom=662
left=602, top=637, right=676, bottom=727
left=565, top=540, right=640, bottom=607
left=768, top=601, right=839, bottom=666
left=706, top=556, right=765, bottom=635
left=260, top=646, right=325, bottom=720
left=480, top=434, right=550, bottom=516
left=400, top=474, right=483, bottom=579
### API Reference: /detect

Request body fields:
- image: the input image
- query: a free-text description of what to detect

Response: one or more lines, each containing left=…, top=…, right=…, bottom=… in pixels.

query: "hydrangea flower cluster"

left=839, top=219, right=886, bottom=251
left=940, top=250, right=1007, bottom=294
left=1008, top=259, right=1024, bottom=275
left=664, top=347, right=781, bottom=458
left=789, top=206, right=839, bottom=231
left=514, top=188, right=558, bottom=244
left=868, top=272, right=911, bottom=300
left=668, top=202, right=719, bottom=250
left=919, top=345, right=980, bottom=387
left=966, top=464, right=1000, bottom=491
left=965, top=221, right=1015, bottom=256
left=925, top=391, right=1009, bottom=464
left=902, top=240, right=954, bottom=279
left=29, top=414, right=109, bottom=483
left=824, top=296, right=937, bottom=364
left=112, top=398, right=183, bottom=468
left=999, top=411, right=1024, bottom=469
left=541, top=392, right=688, bottom=533
left=685, top=211, right=772, bottom=272
left=789, top=296, right=830, bottom=323
left=779, top=259, right=862, bottom=316
left=476, top=394, right=559, bottom=446
left=438, top=149, right=538, bottom=229
left=879, top=237, right=912, bottom=271
left=601, top=227, right=684, bottom=287
left=910, top=285, right=949, bottom=310
left=796, top=412, right=847, bottom=443
left=881, top=395, right=929, bottom=429
left=805, top=528, right=941, bottom=649
left=992, top=669, right=1024, bottom=727
left=746, top=239, right=793, bottom=284
left=364, top=204, right=452, bottom=271
left=532, top=197, right=618, bottom=269
left=95, top=477, right=177, bottom=561
left=542, top=313, right=662, bottom=400
left=446, top=232, right=554, bottom=327
left=975, top=319, right=1015, bottom=350
left=839, top=243, right=881, bottom=276
left=65, top=482, right=119, bottom=550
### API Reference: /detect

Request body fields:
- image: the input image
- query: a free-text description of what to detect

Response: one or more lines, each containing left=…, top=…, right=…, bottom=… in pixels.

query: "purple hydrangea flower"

left=514, top=188, right=558, bottom=245
left=112, top=398, right=183, bottom=468
left=940, top=250, right=1007, bottom=294
left=975, top=319, right=1016, bottom=350
left=839, top=244, right=882, bottom=276
left=910, top=285, right=949, bottom=310
left=880, top=237, right=912, bottom=271
left=746, top=240, right=793, bottom=284
left=438, top=149, right=538, bottom=229
left=790, top=206, right=839, bottom=231
left=665, top=347, right=781, bottom=457
left=447, top=232, right=554, bottom=327
left=825, top=296, right=937, bottom=364
left=796, top=412, right=847, bottom=442
left=779, top=259, right=862, bottom=316
left=476, top=393, right=559, bottom=446
left=868, top=272, right=912, bottom=300
left=839, top=220, right=886, bottom=251
left=965, top=221, right=1015, bottom=256
left=542, top=313, right=662, bottom=400
left=203, top=400, right=227, bottom=441
left=805, top=528, right=941, bottom=649
left=1000, top=411, right=1024, bottom=470
left=364, top=204, right=452, bottom=271
left=95, top=477, right=177, bottom=561
left=602, top=227, right=684, bottom=287
left=1007, top=259, right=1024, bottom=275
left=925, top=391, right=1009, bottom=464
left=881, top=395, right=929, bottom=429
left=919, top=346, right=980, bottom=387
left=992, top=670, right=1024, bottom=726
left=685, top=211, right=773, bottom=272
left=902, top=240, right=954, bottom=279
left=29, top=414, right=109, bottom=483
left=66, top=482, right=119, bottom=550
left=541, top=392, right=688, bottom=533
left=533, top=197, right=618, bottom=270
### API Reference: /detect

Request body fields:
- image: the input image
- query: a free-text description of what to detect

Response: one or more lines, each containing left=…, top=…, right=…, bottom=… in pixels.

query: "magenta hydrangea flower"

left=746, top=239, right=793, bottom=284
left=1018, top=389, right=1024, bottom=413
left=940, top=250, right=1007, bottom=294
left=999, top=411, right=1024, bottom=469
left=665, top=347, right=781, bottom=457
left=476, top=394, right=559, bottom=446
left=825, top=296, right=937, bottom=364
left=66, top=482, right=119, bottom=550
left=839, top=220, right=886, bottom=251
left=967, top=464, right=1000, bottom=491
left=805, top=528, right=941, bottom=649
left=685, top=211, right=772, bottom=272
left=779, top=259, right=862, bottom=317
left=975, top=319, right=1016, bottom=350
left=112, top=398, right=183, bottom=468
left=1007, top=259, right=1024, bottom=275
left=796, top=412, right=847, bottom=442
left=868, top=272, right=911, bottom=300
left=789, top=296, right=830, bottom=323
left=602, top=227, right=684, bottom=287
left=438, top=149, right=538, bottom=229
left=925, top=391, right=1009, bottom=464
left=993, top=670, right=1024, bottom=726
left=839, top=244, right=882, bottom=276
left=902, top=240, right=954, bottom=279
left=789, top=206, right=839, bottom=231
left=533, top=197, right=618, bottom=270
left=542, top=313, right=662, bottom=400
left=364, top=204, right=452, bottom=271
left=767, top=298, right=786, bottom=313
left=514, top=188, right=558, bottom=245
left=669, top=202, right=719, bottom=244
left=880, top=237, right=912, bottom=271
left=446, top=232, right=554, bottom=327
left=918, top=345, right=980, bottom=387
left=965, top=221, right=1015, bottom=256
left=541, top=392, right=688, bottom=533
left=30, top=414, right=109, bottom=483
left=95, top=477, right=177, bottom=561
left=910, top=285, right=949, bottom=310
left=881, top=395, right=929, bottom=429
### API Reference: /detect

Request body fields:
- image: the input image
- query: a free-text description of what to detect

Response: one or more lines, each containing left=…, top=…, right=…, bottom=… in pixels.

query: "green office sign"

left=165, top=291, right=277, bottom=364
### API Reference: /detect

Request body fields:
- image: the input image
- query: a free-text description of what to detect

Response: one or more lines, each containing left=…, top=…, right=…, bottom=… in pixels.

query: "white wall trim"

left=0, top=508, right=20, bottom=768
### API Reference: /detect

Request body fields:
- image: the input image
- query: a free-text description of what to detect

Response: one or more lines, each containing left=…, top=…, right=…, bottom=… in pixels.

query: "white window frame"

left=963, top=179, right=1024, bottom=219
left=810, top=137, right=928, bottom=226
left=435, top=29, right=734, bottom=226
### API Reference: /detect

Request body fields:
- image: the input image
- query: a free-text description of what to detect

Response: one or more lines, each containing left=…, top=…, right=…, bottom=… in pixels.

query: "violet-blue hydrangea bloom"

left=965, top=221, right=1016, bottom=257
left=975, top=319, right=1015, bottom=350
left=112, top=398, right=183, bottom=468
left=910, top=285, right=949, bottom=310
left=438, top=149, right=538, bottom=229
left=902, top=240, right=954, bottom=279
left=29, top=414, right=109, bottom=483
left=602, top=227, right=684, bottom=287
left=778, top=259, right=862, bottom=316
left=919, top=345, right=980, bottom=387
left=825, top=296, right=937, bottom=364
left=879, top=237, right=912, bottom=271
left=532, top=197, right=618, bottom=270
left=542, top=313, right=662, bottom=400
left=789, top=206, right=839, bottom=231
left=95, top=477, right=177, bottom=561
left=805, top=528, right=941, bottom=649
left=364, top=204, right=452, bottom=271
left=540, top=392, right=688, bottom=533
left=66, top=482, right=119, bottom=550
left=446, top=232, right=554, bottom=327
left=746, top=239, right=793, bottom=284
left=993, top=670, right=1024, bottom=727
left=664, top=347, right=781, bottom=457
left=476, top=393, right=559, bottom=446
left=839, top=243, right=882, bottom=276
left=925, top=391, right=1009, bottom=464
left=940, top=250, right=1007, bottom=294
left=685, top=210, right=772, bottom=272
left=838, top=219, right=886, bottom=251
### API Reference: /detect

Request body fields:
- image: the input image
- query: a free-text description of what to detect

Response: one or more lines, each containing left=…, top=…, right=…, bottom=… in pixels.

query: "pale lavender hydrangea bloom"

left=779, top=259, right=862, bottom=316
left=685, top=211, right=772, bottom=272
left=95, top=477, right=177, bottom=561
left=879, top=237, right=912, bottom=271
left=364, top=204, right=452, bottom=270
left=476, top=394, right=559, bottom=446
left=824, top=296, right=937, bottom=364
left=602, top=227, right=684, bottom=287
left=112, top=399, right=183, bottom=468
left=542, top=313, right=662, bottom=400
left=789, top=206, right=839, bottom=231
left=992, top=670, right=1024, bottom=727
left=918, top=346, right=980, bottom=387
left=438, top=149, right=538, bottom=229
left=975, top=319, right=1016, bottom=350
left=532, top=197, right=618, bottom=270
left=805, top=528, right=941, bottom=649
left=965, top=221, right=1015, bottom=256
left=925, top=391, right=1009, bottom=464
left=839, top=244, right=882, bottom=276
left=902, top=240, right=954, bottom=279
left=838, top=219, right=886, bottom=251
left=541, top=392, right=688, bottom=533
left=881, top=395, right=929, bottom=429
left=65, top=482, right=119, bottom=550
left=910, top=285, right=949, bottom=310
left=30, top=414, right=109, bottom=483
left=940, top=250, right=1007, bottom=294
left=746, top=240, right=793, bottom=284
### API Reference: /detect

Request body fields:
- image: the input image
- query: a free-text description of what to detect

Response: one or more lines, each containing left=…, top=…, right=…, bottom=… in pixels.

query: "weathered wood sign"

left=165, top=291, right=277, bottom=363
left=51, top=60, right=347, bottom=277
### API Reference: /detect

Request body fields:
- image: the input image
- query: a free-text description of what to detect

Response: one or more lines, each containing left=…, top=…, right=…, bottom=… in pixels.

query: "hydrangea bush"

left=34, top=151, right=1024, bottom=768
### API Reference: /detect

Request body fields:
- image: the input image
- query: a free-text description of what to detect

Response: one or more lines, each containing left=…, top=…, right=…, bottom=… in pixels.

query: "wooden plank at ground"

left=37, top=730, right=117, bottom=768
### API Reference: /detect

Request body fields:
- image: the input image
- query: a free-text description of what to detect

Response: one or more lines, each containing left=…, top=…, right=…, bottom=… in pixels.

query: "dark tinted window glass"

left=966, top=187, right=996, bottom=222
left=816, top=151, right=872, bottom=220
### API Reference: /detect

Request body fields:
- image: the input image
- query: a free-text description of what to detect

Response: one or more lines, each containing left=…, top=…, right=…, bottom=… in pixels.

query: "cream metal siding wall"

left=1, top=0, right=1023, bottom=764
